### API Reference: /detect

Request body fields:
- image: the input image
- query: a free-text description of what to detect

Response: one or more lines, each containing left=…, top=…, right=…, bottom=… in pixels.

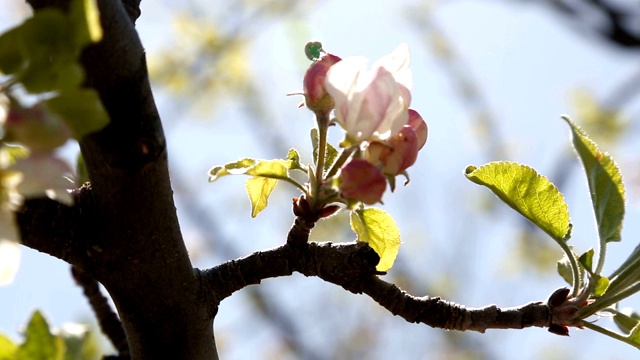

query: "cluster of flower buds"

left=302, top=43, right=428, bottom=205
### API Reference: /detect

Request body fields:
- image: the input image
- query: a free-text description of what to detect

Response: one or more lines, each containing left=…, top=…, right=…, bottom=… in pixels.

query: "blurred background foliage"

left=2, top=0, right=640, bottom=359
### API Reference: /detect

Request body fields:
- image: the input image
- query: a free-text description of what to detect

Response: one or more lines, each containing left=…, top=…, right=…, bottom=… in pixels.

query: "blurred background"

left=2, top=0, right=640, bottom=359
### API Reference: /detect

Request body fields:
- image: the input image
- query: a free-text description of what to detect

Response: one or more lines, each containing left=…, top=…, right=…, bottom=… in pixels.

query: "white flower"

left=325, top=44, right=412, bottom=143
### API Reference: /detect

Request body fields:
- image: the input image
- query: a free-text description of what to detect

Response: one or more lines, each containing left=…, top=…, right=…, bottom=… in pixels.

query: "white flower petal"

left=374, top=43, right=412, bottom=90
left=0, top=239, right=21, bottom=286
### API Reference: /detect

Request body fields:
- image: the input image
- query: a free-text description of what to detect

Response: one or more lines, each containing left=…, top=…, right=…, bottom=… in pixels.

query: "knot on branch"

left=302, top=242, right=380, bottom=293
left=286, top=216, right=316, bottom=245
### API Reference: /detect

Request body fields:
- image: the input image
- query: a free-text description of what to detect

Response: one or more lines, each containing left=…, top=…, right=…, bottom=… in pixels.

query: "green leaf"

left=579, top=248, right=595, bottom=273
left=563, top=116, right=625, bottom=244
left=45, top=89, right=109, bottom=139
left=614, top=309, right=640, bottom=334
left=629, top=323, right=640, bottom=345
left=209, top=158, right=294, bottom=181
left=59, top=324, right=100, bottom=360
left=16, top=311, right=64, bottom=360
left=20, top=60, right=84, bottom=93
left=0, top=334, right=17, bottom=360
left=75, top=153, right=89, bottom=187
left=350, top=208, right=401, bottom=272
left=69, top=0, right=103, bottom=46
left=557, top=254, right=578, bottom=285
left=465, top=162, right=571, bottom=242
left=286, top=148, right=306, bottom=172
left=594, top=276, right=610, bottom=297
left=245, top=176, right=278, bottom=218
left=310, top=128, right=338, bottom=171
left=0, top=27, right=26, bottom=75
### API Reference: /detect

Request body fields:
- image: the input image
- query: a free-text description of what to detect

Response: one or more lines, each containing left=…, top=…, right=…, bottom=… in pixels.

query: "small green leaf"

left=245, top=159, right=290, bottom=180
left=45, top=89, right=109, bottom=139
left=209, top=158, right=258, bottom=181
left=59, top=323, right=100, bottom=360
left=20, top=60, right=84, bottom=93
left=245, top=177, right=278, bottom=218
left=75, top=153, right=89, bottom=187
left=557, top=255, right=577, bottom=285
left=614, top=309, right=640, bottom=334
left=629, top=323, right=640, bottom=345
left=209, top=158, right=294, bottom=181
left=286, top=148, right=306, bottom=172
left=69, top=0, right=103, bottom=46
left=594, top=276, right=610, bottom=297
left=310, top=128, right=338, bottom=171
left=0, top=27, right=26, bottom=75
left=579, top=248, right=595, bottom=273
left=465, top=162, right=571, bottom=242
left=16, top=310, right=64, bottom=360
left=350, top=208, right=401, bottom=272
left=0, top=334, right=17, bottom=360
left=563, top=116, right=625, bottom=244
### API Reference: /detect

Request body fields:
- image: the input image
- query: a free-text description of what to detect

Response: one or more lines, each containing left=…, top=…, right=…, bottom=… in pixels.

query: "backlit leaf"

left=0, top=334, right=17, bottom=360
left=0, top=27, right=26, bottom=75
left=350, top=207, right=400, bottom=272
left=629, top=323, right=640, bottom=346
left=563, top=116, right=625, bottom=244
left=245, top=177, right=278, bottom=218
left=465, top=162, right=571, bottom=242
left=45, top=89, right=109, bottom=139
left=614, top=308, right=640, bottom=334
left=16, top=311, right=64, bottom=360
left=69, top=0, right=103, bottom=46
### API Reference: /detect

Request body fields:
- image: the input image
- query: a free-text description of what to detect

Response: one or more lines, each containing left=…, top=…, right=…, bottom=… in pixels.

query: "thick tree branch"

left=15, top=186, right=94, bottom=269
left=71, top=266, right=130, bottom=358
left=202, top=240, right=552, bottom=333
left=20, top=1, right=218, bottom=359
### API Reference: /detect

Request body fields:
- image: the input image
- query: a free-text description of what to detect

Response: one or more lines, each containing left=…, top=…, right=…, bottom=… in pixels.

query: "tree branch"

left=15, top=186, right=93, bottom=269
left=201, top=240, right=552, bottom=333
left=71, top=266, right=130, bottom=358
left=21, top=1, right=219, bottom=358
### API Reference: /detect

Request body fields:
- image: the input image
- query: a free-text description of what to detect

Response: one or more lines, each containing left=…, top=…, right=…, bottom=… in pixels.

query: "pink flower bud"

left=365, top=126, right=419, bottom=176
left=4, top=103, right=70, bottom=153
left=407, top=109, right=428, bottom=150
left=303, top=54, right=341, bottom=113
left=339, top=159, right=386, bottom=205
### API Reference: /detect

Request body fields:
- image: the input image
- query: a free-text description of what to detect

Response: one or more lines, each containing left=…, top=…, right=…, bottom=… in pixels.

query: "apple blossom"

left=3, top=102, right=71, bottom=153
left=407, top=109, right=428, bottom=150
left=338, top=158, right=386, bottom=205
left=303, top=53, right=341, bottom=114
left=365, top=125, right=420, bottom=176
left=325, top=44, right=412, bottom=143
left=10, top=153, right=75, bottom=205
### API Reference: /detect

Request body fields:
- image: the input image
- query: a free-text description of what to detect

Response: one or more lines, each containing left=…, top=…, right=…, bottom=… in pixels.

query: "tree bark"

left=19, top=0, right=218, bottom=358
